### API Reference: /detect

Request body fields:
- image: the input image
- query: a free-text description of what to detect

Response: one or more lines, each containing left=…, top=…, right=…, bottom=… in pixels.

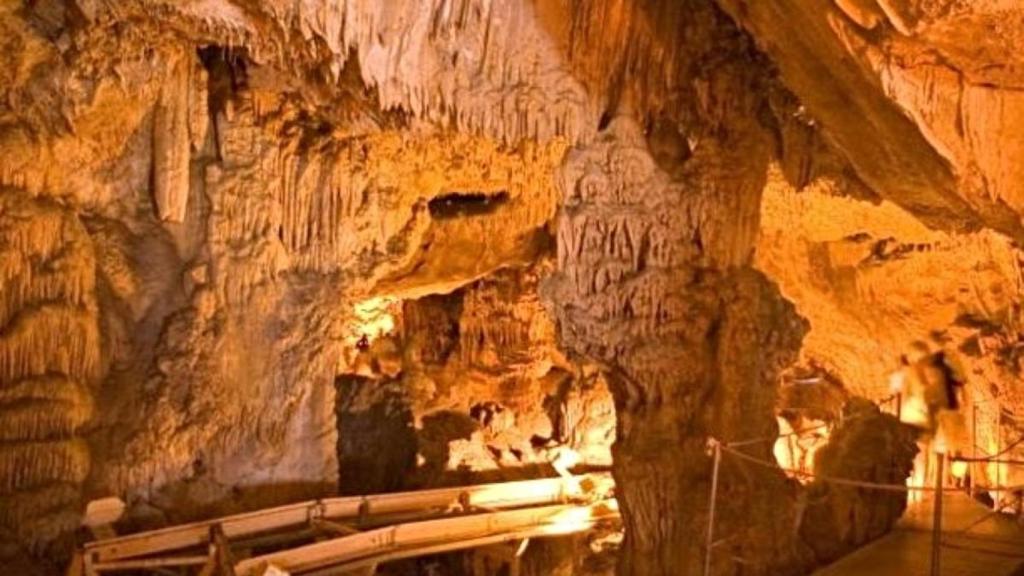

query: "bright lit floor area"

left=814, top=493, right=1024, bottom=576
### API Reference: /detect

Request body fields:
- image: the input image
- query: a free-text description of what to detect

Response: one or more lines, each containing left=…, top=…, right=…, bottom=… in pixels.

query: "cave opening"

left=335, top=374, right=417, bottom=496
left=428, top=191, right=510, bottom=219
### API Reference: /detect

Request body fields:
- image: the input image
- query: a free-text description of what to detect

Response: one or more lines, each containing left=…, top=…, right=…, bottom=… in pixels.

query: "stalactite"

left=152, top=54, right=193, bottom=223
left=201, top=81, right=564, bottom=307
left=0, top=440, right=90, bottom=495
left=107, top=0, right=595, bottom=146
left=0, top=191, right=99, bottom=554
left=0, top=483, right=81, bottom=552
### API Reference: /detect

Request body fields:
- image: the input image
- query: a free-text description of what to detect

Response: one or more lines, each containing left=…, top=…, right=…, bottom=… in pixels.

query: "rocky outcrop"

left=338, top=266, right=614, bottom=494
left=544, top=109, right=813, bottom=574
left=800, top=399, right=918, bottom=562
left=757, top=166, right=1024, bottom=491
left=2, top=0, right=1022, bottom=574
left=715, top=0, right=1024, bottom=240
left=0, top=190, right=99, bottom=567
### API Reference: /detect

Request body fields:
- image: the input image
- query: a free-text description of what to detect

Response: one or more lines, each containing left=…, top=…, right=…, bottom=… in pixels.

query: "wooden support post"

left=931, top=452, right=944, bottom=576
left=197, top=555, right=217, bottom=576
left=83, top=550, right=97, bottom=576
left=352, top=498, right=372, bottom=532
left=471, top=539, right=529, bottom=576
left=703, top=440, right=722, bottom=576
left=211, top=524, right=237, bottom=576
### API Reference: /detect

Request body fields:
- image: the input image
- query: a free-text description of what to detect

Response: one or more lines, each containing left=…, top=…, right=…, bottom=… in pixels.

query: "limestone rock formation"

left=799, top=399, right=918, bottom=563
left=0, top=190, right=99, bottom=568
left=337, top=266, right=614, bottom=495
left=1, top=0, right=1023, bottom=574
left=716, top=0, right=1024, bottom=240
left=758, top=167, right=1024, bottom=494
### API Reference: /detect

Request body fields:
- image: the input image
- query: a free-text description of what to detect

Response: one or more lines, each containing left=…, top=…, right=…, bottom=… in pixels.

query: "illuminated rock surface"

left=0, top=1, right=1022, bottom=574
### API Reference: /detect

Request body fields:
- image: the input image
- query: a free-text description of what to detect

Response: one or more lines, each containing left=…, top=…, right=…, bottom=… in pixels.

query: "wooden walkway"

left=813, top=493, right=1024, bottom=576
left=70, top=474, right=618, bottom=575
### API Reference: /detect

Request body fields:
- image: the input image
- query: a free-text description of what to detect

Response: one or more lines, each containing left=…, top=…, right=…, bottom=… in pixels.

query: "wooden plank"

left=305, top=528, right=586, bottom=576
left=212, top=524, right=238, bottom=576
left=86, top=475, right=607, bottom=563
left=311, top=519, right=361, bottom=537
left=87, top=502, right=318, bottom=562
left=91, top=555, right=210, bottom=571
left=234, top=500, right=619, bottom=575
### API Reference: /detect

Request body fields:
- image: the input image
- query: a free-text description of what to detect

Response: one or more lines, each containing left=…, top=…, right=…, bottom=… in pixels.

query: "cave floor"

left=813, top=493, right=1024, bottom=576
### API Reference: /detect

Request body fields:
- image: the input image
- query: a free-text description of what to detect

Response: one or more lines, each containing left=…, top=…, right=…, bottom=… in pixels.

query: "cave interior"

left=2, top=1, right=1024, bottom=575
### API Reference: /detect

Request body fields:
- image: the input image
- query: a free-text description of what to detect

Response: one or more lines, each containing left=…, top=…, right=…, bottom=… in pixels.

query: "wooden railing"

left=68, top=473, right=618, bottom=576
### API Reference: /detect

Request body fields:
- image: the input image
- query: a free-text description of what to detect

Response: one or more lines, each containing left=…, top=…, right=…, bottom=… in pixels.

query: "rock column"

left=545, top=117, right=807, bottom=574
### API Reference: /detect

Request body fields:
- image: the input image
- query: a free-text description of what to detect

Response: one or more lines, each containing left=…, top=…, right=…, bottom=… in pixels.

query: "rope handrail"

left=952, top=455, right=1024, bottom=466
left=712, top=439, right=1024, bottom=494
left=969, top=432, right=1024, bottom=462
left=724, top=409, right=1022, bottom=463
left=724, top=422, right=829, bottom=448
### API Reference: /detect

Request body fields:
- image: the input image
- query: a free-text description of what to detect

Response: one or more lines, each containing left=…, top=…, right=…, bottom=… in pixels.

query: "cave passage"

left=335, top=374, right=417, bottom=496
left=2, top=1, right=1023, bottom=575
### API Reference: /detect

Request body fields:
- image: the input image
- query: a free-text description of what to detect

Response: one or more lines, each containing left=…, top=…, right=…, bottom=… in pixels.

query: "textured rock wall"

left=0, top=191, right=99, bottom=566
left=338, top=265, right=614, bottom=495
left=2, top=0, right=1023, bottom=574
left=543, top=110, right=814, bottom=574
left=0, top=1, right=580, bottom=562
left=757, top=166, right=1024, bottom=498
left=715, top=0, right=1024, bottom=240
left=88, top=67, right=573, bottom=528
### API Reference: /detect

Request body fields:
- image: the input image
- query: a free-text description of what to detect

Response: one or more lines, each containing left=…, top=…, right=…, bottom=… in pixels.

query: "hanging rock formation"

left=715, top=0, right=1024, bottom=240
left=0, top=190, right=99, bottom=567
left=1, top=0, right=1023, bottom=574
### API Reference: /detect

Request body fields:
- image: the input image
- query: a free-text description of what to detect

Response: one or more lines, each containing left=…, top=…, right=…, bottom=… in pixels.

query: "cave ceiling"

left=2, top=0, right=1024, bottom=574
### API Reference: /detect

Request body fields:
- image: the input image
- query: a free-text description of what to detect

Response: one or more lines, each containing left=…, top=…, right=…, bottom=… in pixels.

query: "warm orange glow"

left=950, top=460, right=968, bottom=479
left=888, top=370, right=905, bottom=394
left=350, top=297, right=397, bottom=345
left=907, top=447, right=928, bottom=503
left=541, top=499, right=619, bottom=536
left=773, top=417, right=830, bottom=482
left=551, top=447, right=582, bottom=479
left=899, top=393, right=930, bottom=428
left=984, top=437, right=1005, bottom=507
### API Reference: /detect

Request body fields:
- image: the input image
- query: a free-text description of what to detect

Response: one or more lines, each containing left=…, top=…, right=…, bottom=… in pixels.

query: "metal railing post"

left=996, top=409, right=1004, bottom=505
left=930, top=452, right=944, bottom=576
left=704, top=440, right=722, bottom=576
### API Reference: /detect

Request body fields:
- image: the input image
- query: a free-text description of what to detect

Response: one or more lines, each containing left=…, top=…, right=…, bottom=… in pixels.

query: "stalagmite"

left=545, top=115, right=811, bottom=574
